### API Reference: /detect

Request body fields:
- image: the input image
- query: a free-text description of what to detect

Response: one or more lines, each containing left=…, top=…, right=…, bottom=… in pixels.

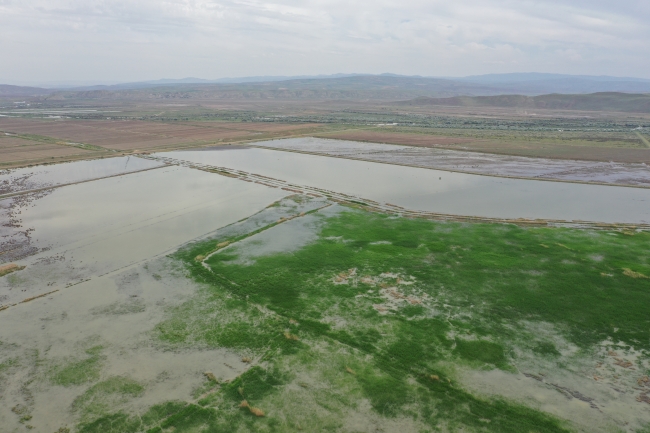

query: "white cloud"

left=0, top=0, right=648, bottom=83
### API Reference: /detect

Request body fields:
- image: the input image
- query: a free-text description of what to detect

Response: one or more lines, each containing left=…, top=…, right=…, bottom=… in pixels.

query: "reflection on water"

left=161, top=147, right=650, bottom=224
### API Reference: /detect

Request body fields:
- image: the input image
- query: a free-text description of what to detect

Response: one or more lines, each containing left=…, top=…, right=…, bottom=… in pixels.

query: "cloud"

left=0, top=0, right=648, bottom=83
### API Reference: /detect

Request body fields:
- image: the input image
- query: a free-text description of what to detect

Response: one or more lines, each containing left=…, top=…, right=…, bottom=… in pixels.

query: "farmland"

left=0, top=117, right=328, bottom=168
left=2, top=82, right=650, bottom=170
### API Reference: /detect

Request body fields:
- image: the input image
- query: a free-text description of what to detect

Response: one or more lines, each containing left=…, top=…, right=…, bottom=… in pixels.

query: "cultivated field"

left=0, top=133, right=98, bottom=165
left=3, top=85, right=650, bottom=169
left=0, top=117, right=326, bottom=168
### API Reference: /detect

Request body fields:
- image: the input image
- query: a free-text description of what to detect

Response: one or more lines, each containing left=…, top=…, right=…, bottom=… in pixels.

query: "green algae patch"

left=0, top=357, right=19, bottom=372
left=454, top=340, right=507, bottom=366
left=91, top=299, right=146, bottom=316
left=73, top=376, right=145, bottom=423
left=532, top=341, right=562, bottom=357
left=49, top=346, right=105, bottom=387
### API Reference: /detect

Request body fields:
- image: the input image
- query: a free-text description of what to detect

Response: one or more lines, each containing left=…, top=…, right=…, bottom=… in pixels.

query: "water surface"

left=0, top=156, right=164, bottom=195
left=161, top=147, right=650, bottom=224
left=255, top=137, right=650, bottom=186
left=1, top=164, right=288, bottom=304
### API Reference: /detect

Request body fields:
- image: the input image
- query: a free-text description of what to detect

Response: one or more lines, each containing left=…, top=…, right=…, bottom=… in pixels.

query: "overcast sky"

left=1, top=0, right=649, bottom=85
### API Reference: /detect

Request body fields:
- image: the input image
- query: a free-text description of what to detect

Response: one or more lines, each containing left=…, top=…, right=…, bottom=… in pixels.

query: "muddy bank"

left=256, top=137, right=650, bottom=187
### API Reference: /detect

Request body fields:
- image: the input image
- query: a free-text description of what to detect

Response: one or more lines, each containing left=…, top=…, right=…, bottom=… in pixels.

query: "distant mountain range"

left=455, top=73, right=650, bottom=95
left=2, top=74, right=650, bottom=107
left=456, top=72, right=650, bottom=84
left=0, top=84, right=52, bottom=98
left=44, top=72, right=650, bottom=94
left=72, top=73, right=368, bottom=90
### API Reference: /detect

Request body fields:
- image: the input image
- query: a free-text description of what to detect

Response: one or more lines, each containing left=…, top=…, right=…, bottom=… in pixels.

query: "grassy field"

left=72, top=205, right=650, bottom=433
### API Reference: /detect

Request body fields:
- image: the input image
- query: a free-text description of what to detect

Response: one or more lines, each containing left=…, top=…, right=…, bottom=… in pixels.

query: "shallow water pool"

left=160, top=146, right=650, bottom=224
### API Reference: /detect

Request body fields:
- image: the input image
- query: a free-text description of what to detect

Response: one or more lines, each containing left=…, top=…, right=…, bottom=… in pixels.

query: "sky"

left=1, top=0, right=649, bottom=85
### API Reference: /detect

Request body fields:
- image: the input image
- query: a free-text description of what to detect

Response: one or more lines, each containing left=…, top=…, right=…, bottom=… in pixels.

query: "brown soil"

left=0, top=118, right=252, bottom=150
left=0, top=134, right=94, bottom=165
left=0, top=118, right=325, bottom=168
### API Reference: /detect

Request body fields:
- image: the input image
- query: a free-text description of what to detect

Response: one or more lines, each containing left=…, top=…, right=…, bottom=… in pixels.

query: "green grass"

left=93, top=208, right=650, bottom=432
left=184, top=210, right=650, bottom=352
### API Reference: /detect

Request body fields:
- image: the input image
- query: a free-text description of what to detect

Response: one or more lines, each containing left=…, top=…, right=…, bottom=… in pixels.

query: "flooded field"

left=256, top=137, right=650, bottom=187
left=0, top=161, right=288, bottom=303
left=155, top=145, right=650, bottom=224
left=1, top=147, right=649, bottom=433
left=0, top=156, right=164, bottom=196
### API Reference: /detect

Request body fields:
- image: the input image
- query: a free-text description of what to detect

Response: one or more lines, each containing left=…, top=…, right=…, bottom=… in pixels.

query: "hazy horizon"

left=5, top=71, right=650, bottom=90
left=1, top=1, right=649, bottom=84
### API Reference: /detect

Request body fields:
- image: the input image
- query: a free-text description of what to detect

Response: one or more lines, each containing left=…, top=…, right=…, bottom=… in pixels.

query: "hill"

left=6, top=74, right=650, bottom=103
left=0, top=84, right=52, bottom=98
left=35, top=76, right=650, bottom=102
left=35, top=76, right=499, bottom=101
